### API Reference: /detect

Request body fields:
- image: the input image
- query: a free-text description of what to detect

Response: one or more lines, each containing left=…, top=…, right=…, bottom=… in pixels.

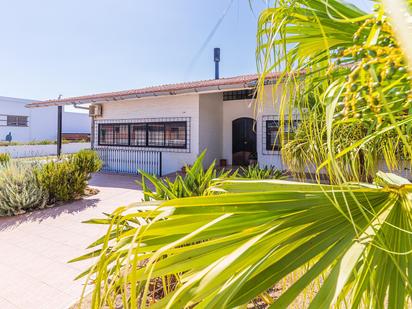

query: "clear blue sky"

left=0, top=0, right=372, bottom=101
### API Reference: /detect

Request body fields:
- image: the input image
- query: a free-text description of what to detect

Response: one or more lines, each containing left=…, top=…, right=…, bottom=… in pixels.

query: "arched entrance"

left=232, top=117, right=257, bottom=166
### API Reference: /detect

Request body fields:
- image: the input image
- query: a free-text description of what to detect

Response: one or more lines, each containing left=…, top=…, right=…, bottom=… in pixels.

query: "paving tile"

left=0, top=297, right=17, bottom=309
left=0, top=173, right=142, bottom=309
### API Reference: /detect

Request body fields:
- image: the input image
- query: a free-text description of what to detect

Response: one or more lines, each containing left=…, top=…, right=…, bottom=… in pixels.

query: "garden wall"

left=0, top=142, right=90, bottom=158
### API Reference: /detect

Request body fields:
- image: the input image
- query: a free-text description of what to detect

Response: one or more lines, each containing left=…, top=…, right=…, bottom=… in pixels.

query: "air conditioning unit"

left=89, top=104, right=102, bottom=117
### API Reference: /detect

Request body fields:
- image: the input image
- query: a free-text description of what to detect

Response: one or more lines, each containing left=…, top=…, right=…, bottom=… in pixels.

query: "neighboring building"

left=0, top=96, right=90, bottom=142
left=27, top=73, right=296, bottom=176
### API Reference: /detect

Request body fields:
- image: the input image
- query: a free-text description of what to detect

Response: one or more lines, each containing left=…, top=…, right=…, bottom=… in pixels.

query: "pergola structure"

left=26, top=98, right=89, bottom=156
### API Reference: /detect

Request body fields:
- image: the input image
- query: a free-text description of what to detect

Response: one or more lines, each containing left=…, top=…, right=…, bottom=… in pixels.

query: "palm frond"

left=77, top=173, right=412, bottom=308
left=257, top=0, right=411, bottom=182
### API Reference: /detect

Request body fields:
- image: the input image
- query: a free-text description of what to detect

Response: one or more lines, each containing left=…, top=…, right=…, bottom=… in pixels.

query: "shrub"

left=0, top=139, right=83, bottom=147
left=0, top=140, right=55, bottom=146
left=27, top=139, right=55, bottom=145
left=0, top=150, right=101, bottom=215
left=138, top=150, right=234, bottom=200
left=35, top=150, right=101, bottom=204
left=239, top=164, right=286, bottom=180
left=36, top=160, right=87, bottom=204
left=0, top=153, right=10, bottom=165
left=0, top=162, right=47, bottom=216
left=71, top=149, right=102, bottom=178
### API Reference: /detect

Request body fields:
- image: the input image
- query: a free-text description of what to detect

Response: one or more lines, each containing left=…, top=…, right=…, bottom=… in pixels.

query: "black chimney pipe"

left=214, top=48, right=220, bottom=79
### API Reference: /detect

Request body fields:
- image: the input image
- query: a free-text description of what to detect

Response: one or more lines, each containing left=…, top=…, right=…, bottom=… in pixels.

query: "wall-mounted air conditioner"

left=89, top=104, right=102, bottom=117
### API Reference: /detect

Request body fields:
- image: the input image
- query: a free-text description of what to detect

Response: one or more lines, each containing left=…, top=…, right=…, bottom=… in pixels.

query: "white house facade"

left=1, top=96, right=90, bottom=143
left=27, top=74, right=296, bottom=175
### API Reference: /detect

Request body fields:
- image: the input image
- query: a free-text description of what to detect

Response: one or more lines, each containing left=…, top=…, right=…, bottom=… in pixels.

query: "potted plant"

left=182, top=165, right=192, bottom=173
left=248, top=153, right=258, bottom=166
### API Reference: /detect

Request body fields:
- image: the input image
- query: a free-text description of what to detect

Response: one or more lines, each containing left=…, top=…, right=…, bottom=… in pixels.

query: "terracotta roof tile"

left=26, top=73, right=280, bottom=108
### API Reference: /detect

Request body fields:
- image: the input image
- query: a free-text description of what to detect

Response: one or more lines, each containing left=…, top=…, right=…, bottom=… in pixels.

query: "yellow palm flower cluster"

left=334, top=17, right=411, bottom=126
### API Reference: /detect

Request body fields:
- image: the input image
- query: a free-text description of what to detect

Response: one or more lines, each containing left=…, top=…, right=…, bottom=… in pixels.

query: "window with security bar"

left=147, top=123, right=165, bottom=147
left=7, top=115, right=28, bottom=127
left=266, top=119, right=300, bottom=151
left=113, top=125, right=129, bottom=145
left=98, top=121, right=187, bottom=149
left=130, top=124, right=146, bottom=146
left=99, top=124, right=114, bottom=145
left=165, top=122, right=186, bottom=148
left=223, top=89, right=256, bottom=101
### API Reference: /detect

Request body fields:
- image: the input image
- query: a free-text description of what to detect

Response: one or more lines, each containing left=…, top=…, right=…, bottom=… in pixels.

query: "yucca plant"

left=239, top=164, right=286, bottom=180
left=137, top=150, right=234, bottom=200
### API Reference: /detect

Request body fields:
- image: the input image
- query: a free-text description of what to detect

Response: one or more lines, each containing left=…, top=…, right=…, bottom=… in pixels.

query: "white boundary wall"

left=0, top=142, right=90, bottom=158
left=0, top=96, right=90, bottom=143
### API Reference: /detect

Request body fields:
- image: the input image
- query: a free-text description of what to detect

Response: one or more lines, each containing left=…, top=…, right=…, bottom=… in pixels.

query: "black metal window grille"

left=98, top=121, right=187, bottom=149
left=99, top=124, right=114, bottom=145
left=165, top=122, right=186, bottom=148
left=7, top=115, right=28, bottom=127
left=223, top=89, right=256, bottom=101
left=266, top=120, right=281, bottom=151
left=130, top=124, right=146, bottom=146
left=113, top=124, right=129, bottom=145
left=148, top=123, right=165, bottom=147
left=266, top=120, right=300, bottom=151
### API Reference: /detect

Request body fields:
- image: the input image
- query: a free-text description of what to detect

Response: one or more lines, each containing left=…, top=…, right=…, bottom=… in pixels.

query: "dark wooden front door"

left=232, top=117, right=257, bottom=166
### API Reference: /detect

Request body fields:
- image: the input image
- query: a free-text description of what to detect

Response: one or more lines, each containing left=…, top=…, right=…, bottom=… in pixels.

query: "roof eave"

left=25, top=81, right=259, bottom=108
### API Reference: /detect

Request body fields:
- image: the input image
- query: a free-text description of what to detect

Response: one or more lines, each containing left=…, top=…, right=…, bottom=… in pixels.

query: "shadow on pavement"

left=0, top=198, right=100, bottom=231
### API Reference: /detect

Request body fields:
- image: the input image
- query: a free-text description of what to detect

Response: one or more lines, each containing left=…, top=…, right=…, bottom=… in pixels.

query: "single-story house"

left=1, top=96, right=90, bottom=143
left=27, top=73, right=297, bottom=175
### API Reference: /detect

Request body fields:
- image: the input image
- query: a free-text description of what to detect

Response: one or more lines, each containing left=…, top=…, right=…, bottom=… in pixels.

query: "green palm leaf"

left=76, top=172, right=412, bottom=308
left=73, top=1, right=412, bottom=308
left=257, top=0, right=411, bottom=183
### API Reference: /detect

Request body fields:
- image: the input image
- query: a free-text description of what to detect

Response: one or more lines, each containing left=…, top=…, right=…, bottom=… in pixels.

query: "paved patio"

left=0, top=173, right=143, bottom=309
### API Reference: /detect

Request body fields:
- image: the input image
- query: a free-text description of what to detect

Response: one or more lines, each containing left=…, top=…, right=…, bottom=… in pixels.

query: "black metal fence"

left=95, top=147, right=162, bottom=176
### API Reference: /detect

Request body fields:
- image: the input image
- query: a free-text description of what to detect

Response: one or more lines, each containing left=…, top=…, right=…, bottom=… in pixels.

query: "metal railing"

left=95, top=147, right=162, bottom=176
